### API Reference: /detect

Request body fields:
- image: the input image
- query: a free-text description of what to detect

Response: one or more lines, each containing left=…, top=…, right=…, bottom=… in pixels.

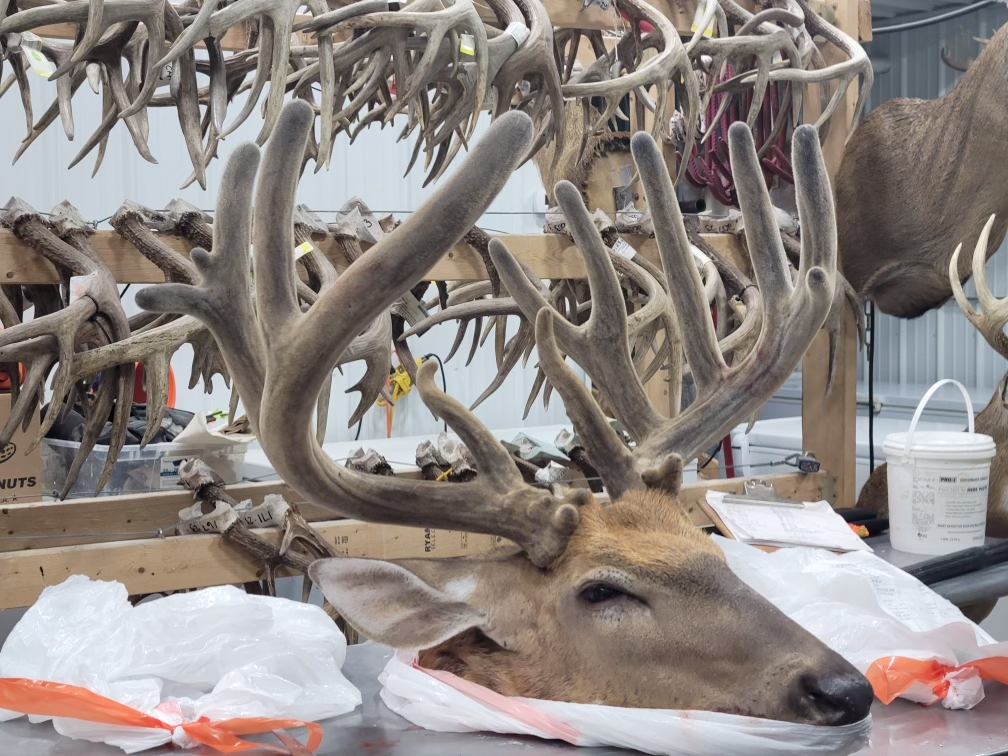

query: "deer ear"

left=309, top=558, right=487, bottom=650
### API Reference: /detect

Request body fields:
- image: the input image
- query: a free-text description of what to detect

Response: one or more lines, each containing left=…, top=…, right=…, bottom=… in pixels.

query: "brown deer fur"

left=835, top=23, right=1008, bottom=318
left=407, top=490, right=867, bottom=720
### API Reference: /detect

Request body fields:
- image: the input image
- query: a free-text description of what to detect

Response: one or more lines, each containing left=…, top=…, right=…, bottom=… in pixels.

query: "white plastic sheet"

left=0, top=576, right=361, bottom=752
left=716, top=537, right=1008, bottom=709
left=380, top=653, right=872, bottom=756
left=379, top=538, right=1008, bottom=754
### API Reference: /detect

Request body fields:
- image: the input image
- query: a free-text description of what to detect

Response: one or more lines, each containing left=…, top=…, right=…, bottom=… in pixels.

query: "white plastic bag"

left=378, top=538, right=1008, bottom=753
left=0, top=576, right=361, bottom=752
left=380, top=652, right=872, bottom=756
left=715, top=537, right=1008, bottom=709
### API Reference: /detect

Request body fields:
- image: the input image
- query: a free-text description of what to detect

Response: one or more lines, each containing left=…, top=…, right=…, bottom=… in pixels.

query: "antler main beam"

left=137, top=102, right=588, bottom=568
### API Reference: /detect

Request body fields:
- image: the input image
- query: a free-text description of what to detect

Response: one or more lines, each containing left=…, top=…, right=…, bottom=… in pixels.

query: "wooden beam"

left=0, top=519, right=502, bottom=611
left=0, top=469, right=831, bottom=552
left=0, top=230, right=749, bottom=284
left=0, top=471, right=832, bottom=609
left=858, top=0, right=872, bottom=42
left=801, top=0, right=860, bottom=508
left=0, top=480, right=309, bottom=552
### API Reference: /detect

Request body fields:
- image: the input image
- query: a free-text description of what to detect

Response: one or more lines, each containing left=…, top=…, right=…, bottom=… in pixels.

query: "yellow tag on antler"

left=460, top=33, right=475, bottom=56
left=21, top=44, right=55, bottom=79
left=294, top=241, right=314, bottom=260
left=690, top=1, right=715, bottom=38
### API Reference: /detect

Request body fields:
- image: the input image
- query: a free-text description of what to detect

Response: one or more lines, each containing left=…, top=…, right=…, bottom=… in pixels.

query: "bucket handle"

left=903, top=379, right=975, bottom=463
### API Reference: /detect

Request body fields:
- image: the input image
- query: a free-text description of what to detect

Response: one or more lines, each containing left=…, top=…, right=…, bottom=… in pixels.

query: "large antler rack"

left=491, top=121, right=836, bottom=497
left=0, top=0, right=868, bottom=189
left=137, top=103, right=591, bottom=569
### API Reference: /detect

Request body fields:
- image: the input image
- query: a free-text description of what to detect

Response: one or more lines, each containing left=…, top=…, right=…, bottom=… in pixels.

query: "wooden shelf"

left=0, top=470, right=833, bottom=609
left=0, top=229, right=749, bottom=284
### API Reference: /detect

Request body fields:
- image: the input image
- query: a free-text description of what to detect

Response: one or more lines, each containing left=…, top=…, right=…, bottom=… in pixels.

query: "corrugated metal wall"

left=0, top=82, right=578, bottom=443
left=861, top=4, right=1008, bottom=392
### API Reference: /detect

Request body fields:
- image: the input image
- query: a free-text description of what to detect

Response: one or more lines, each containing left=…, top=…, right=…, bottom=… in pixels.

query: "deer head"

left=136, top=100, right=872, bottom=726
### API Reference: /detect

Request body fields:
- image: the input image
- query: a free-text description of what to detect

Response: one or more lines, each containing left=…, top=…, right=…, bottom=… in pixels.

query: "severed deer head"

left=136, top=100, right=871, bottom=725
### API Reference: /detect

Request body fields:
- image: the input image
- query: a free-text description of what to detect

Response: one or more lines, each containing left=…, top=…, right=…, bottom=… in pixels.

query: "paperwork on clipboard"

left=705, top=490, right=873, bottom=553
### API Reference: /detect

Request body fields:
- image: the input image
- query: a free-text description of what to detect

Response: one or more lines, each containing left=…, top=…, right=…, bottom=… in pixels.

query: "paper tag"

left=459, top=33, right=475, bottom=56
left=582, top=0, right=610, bottom=11
left=157, top=61, right=173, bottom=84
left=238, top=503, right=278, bottom=528
left=611, top=237, right=637, bottom=260
left=691, top=1, right=715, bottom=37
left=68, top=272, right=98, bottom=304
left=294, top=241, right=313, bottom=260
left=176, top=500, right=239, bottom=533
left=22, top=47, right=55, bottom=79
left=504, top=22, right=530, bottom=46
left=706, top=491, right=873, bottom=552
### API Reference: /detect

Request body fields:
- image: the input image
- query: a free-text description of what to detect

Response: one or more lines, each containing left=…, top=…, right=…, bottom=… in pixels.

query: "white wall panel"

left=0, top=81, right=581, bottom=443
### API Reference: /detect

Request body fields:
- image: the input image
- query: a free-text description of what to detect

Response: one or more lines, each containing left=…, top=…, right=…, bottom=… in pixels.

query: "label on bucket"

left=159, top=456, right=190, bottom=490
left=889, top=463, right=989, bottom=555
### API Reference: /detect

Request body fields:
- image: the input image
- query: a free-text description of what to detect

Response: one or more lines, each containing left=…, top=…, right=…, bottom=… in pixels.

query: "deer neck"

left=938, top=26, right=1008, bottom=201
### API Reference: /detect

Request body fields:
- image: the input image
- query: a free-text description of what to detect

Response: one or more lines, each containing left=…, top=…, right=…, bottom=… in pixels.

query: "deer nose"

left=801, top=670, right=874, bottom=725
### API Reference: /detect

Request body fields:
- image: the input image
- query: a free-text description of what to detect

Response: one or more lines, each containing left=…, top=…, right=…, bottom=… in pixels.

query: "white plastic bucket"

left=883, top=379, right=995, bottom=556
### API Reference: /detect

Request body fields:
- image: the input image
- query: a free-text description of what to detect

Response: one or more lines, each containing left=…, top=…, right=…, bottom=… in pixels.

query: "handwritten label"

left=504, top=22, right=530, bottom=46
left=68, top=272, right=99, bottom=305
left=611, top=237, right=637, bottom=260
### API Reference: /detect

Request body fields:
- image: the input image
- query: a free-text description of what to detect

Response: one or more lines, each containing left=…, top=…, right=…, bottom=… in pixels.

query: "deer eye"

left=579, top=583, right=627, bottom=604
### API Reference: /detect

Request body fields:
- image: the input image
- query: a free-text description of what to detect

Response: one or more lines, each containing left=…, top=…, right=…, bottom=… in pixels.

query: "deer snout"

left=796, top=665, right=874, bottom=725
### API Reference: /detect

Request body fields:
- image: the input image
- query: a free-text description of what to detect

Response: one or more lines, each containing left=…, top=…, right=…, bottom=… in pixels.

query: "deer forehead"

left=555, top=491, right=725, bottom=579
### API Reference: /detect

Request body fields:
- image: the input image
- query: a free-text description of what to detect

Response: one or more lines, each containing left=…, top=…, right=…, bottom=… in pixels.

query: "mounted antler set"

left=0, top=0, right=869, bottom=189
left=137, top=98, right=836, bottom=565
left=132, top=99, right=875, bottom=728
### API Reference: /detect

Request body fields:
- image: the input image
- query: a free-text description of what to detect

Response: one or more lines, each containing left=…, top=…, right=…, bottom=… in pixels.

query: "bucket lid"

left=883, top=431, right=996, bottom=461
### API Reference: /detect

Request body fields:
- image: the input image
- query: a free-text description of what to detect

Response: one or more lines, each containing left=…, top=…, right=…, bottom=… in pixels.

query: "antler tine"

left=166, top=198, right=214, bottom=250
left=491, top=181, right=666, bottom=444
left=163, top=2, right=206, bottom=189
left=534, top=309, right=641, bottom=498
left=632, top=141, right=725, bottom=402
left=634, top=123, right=834, bottom=468
left=950, top=214, right=1008, bottom=358
left=139, top=103, right=586, bottom=568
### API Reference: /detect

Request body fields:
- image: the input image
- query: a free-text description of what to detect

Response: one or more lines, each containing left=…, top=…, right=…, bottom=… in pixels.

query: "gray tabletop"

left=866, top=535, right=1008, bottom=606
left=1, top=642, right=1006, bottom=756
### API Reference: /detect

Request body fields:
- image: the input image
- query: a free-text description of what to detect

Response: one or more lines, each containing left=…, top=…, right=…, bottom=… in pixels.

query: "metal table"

left=866, top=535, right=1008, bottom=606
left=1, top=643, right=1006, bottom=756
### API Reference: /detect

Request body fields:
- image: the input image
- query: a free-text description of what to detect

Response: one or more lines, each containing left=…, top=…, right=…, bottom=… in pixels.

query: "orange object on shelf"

left=0, top=363, right=26, bottom=393
left=133, top=363, right=176, bottom=408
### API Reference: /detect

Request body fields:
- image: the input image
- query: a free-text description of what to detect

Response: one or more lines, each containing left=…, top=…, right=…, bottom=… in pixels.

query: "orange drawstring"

left=0, top=678, right=322, bottom=754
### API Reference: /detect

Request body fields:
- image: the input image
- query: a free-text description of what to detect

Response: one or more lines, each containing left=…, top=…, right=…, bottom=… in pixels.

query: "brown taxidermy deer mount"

left=136, top=101, right=872, bottom=726
left=835, top=23, right=1008, bottom=318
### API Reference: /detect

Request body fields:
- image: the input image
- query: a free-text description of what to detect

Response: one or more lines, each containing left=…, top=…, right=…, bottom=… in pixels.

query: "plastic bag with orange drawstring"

left=0, top=576, right=361, bottom=753
left=717, top=537, right=1008, bottom=710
